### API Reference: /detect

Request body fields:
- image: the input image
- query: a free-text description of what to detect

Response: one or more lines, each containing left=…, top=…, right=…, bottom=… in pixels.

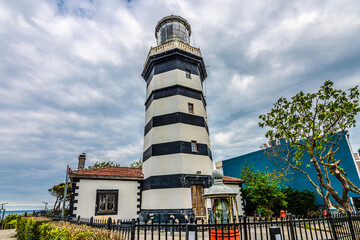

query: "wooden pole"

left=232, top=197, right=240, bottom=223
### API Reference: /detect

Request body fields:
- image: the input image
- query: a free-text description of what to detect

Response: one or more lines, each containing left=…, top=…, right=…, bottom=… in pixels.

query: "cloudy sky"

left=1, top=0, right=359, bottom=210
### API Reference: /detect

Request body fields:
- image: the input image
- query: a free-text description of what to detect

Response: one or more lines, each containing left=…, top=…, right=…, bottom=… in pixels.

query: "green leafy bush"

left=1, top=214, right=20, bottom=229
left=16, top=217, right=51, bottom=240
left=38, top=221, right=113, bottom=240
left=245, top=186, right=318, bottom=217
left=241, top=164, right=287, bottom=218
left=16, top=217, right=124, bottom=240
left=283, top=187, right=317, bottom=216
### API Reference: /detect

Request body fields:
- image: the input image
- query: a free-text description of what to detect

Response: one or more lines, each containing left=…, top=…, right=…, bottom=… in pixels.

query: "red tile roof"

left=223, top=176, right=243, bottom=183
left=70, top=167, right=143, bottom=179
left=70, top=167, right=241, bottom=183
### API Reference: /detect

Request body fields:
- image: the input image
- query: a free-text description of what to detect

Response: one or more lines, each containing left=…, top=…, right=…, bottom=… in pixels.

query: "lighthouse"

left=140, top=15, right=213, bottom=222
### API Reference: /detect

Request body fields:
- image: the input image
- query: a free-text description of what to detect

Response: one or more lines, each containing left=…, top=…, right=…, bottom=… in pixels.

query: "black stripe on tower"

left=144, top=112, right=209, bottom=136
left=142, top=174, right=212, bottom=190
left=142, top=48, right=207, bottom=84
left=143, top=141, right=212, bottom=162
left=140, top=209, right=194, bottom=223
left=145, top=85, right=207, bottom=110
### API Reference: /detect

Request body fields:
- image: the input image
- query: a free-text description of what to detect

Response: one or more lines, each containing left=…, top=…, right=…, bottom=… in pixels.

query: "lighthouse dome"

left=155, top=15, right=191, bottom=45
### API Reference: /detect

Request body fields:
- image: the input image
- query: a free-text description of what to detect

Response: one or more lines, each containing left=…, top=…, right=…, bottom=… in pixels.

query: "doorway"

left=191, top=185, right=206, bottom=217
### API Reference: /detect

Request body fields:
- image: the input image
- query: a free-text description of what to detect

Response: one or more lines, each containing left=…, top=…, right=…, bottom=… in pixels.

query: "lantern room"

left=155, top=15, right=191, bottom=45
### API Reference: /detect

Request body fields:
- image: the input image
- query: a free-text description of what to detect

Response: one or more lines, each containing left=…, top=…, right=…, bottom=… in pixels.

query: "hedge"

left=16, top=217, right=123, bottom=240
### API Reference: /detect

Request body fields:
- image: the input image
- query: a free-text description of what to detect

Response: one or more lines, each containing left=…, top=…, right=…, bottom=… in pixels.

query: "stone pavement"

left=0, top=229, right=17, bottom=240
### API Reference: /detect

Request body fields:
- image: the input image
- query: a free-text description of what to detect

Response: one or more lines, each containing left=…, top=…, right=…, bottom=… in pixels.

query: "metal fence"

left=38, top=211, right=360, bottom=240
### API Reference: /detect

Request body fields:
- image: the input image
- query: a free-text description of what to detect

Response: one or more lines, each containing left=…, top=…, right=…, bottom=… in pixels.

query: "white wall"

left=142, top=188, right=192, bottom=209
left=73, top=179, right=139, bottom=220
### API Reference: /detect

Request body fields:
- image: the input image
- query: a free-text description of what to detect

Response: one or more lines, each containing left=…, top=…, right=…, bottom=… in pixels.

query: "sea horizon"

left=1, top=209, right=43, bottom=218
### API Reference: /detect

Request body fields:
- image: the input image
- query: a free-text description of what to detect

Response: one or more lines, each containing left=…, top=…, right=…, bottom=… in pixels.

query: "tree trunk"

left=338, top=198, right=352, bottom=212
left=309, top=154, right=353, bottom=212
left=53, top=196, right=59, bottom=212
left=324, top=193, right=332, bottom=210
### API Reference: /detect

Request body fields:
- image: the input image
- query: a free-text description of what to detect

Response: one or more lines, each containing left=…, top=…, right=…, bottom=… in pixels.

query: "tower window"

left=191, top=141, right=197, bottom=152
left=186, top=69, right=191, bottom=79
left=188, top=103, right=194, bottom=113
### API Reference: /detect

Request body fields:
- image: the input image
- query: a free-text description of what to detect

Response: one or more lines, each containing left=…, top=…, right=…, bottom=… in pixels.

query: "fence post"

left=131, top=219, right=136, bottom=240
left=328, top=212, right=338, bottom=240
left=186, top=218, right=197, bottom=240
left=269, top=226, right=282, bottom=240
left=90, top=216, right=93, bottom=226
left=242, top=215, right=248, bottom=240
left=107, top=217, right=112, bottom=230
left=288, top=214, right=296, bottom=240
left=347, top=211, right=356, bottom=240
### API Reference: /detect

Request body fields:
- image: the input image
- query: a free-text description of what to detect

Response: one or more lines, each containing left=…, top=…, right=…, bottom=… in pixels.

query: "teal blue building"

left=221, top=131, right=360, bottom=208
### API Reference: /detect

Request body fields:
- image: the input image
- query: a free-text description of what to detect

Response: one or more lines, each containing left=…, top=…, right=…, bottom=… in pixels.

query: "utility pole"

left=61, top=165, right=69, bottom=219
left=42, top=202, right=48, bottom=212
left=0, top=203, right=8, bottom=221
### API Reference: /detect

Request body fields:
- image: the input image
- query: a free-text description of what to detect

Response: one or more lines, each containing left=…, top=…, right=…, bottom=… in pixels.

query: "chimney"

left=78, top=153, right=86, bottom=170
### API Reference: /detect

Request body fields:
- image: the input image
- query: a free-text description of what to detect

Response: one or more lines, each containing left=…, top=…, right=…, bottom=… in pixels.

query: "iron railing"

left=36, top=211, right=360, bottom=240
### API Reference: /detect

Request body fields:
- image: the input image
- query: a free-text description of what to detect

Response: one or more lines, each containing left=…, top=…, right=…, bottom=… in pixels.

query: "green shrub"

left=15, top=217, right=122, bottom=240
left=3, top=214, right=20, bottom=222
left=1, top=214, right=21, bottom=229
left=38, top=221, right=118, bottom=239
left=283, top=187, right=317, bottom=216
left=16, top=217, right=51, bottom=240
left=38, top=221, right=96, bottom=240
left=244, top=187, right=318, bottom=217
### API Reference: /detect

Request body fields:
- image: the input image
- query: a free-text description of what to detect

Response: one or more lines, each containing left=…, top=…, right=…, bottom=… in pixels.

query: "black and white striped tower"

left=140, top=15, right=213, bottom=222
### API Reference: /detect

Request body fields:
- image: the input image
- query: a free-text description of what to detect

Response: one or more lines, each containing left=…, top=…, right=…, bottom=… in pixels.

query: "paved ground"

left=0, top=229, right=17, bottom=240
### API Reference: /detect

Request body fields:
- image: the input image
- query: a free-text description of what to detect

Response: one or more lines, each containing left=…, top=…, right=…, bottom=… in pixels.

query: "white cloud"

left=230, top=74, right=255, bottom=92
